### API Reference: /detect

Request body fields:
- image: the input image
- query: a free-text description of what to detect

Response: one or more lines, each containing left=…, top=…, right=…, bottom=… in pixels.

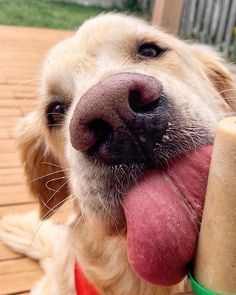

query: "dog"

left=1, top=13, right=236, bottom=295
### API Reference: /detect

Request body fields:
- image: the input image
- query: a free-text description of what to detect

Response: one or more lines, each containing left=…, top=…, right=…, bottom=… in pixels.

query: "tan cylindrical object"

left=194, top=117, right=236, bottom=294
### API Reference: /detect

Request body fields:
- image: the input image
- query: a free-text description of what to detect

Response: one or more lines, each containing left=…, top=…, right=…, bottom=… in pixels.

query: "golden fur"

left=1, top=13, right=236, bottom=295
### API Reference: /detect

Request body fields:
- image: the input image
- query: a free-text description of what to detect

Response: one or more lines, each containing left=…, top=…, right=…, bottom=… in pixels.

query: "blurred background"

left=0, top=0, right=235, bottom=61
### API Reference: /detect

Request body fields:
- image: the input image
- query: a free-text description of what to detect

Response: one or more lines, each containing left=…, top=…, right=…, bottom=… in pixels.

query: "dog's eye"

left=46, top=101, right=67, bottom=127
left=138, top=43, right=165, bottom=58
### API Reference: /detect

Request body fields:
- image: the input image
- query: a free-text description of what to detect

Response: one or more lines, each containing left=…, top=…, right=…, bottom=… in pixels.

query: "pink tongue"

left=124, top=146, right=212, bottom=286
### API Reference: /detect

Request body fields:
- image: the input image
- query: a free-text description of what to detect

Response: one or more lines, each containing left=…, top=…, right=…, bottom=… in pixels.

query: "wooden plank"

left=0, top=268, right=42, bottom=294
left=0, top=170, right=25, bottom=186
left=0, top=88, right=13, bottom=96
left=0, top=117, right=18, bottom=128
left=0, top=258, right=40, bottom=275
left=0, top=242, right=22, bottom=261
left=0, top=166, right=24, bottom=180
left=15, top=93, right=37, bottom=100
left=0, top=184, right=33, bottom=206
left=0, top=25, right=73, bottom=294
left=0, top=128, right=15, bottom=139
left=0, top=26, right=72, bottom=45
left=0, top=84, right=37, bottom=95
left=0, top=139, right=17, bottom=153
left=0, top=108, right=21, bottom=117
left=0, top=99, right=36, bottom=107
left=0, top=153, right=21, bottom=167
left=0, top=203, right=38, bottom=216
left=0, top=167, right=23, bottom=176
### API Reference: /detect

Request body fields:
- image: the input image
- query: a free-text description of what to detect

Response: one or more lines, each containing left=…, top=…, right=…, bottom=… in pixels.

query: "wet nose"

left=70, top=73, right=168, bottom=164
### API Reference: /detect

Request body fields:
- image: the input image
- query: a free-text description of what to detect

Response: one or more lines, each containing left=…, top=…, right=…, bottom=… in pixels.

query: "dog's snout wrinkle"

left=70, top=73, right=167, bottom=164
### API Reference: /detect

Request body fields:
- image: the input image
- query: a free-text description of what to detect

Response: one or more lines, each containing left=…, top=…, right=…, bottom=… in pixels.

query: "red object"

left=74, top=260, right=100, bottom=295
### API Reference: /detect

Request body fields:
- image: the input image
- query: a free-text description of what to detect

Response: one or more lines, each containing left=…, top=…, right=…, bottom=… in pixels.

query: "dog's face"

left=18, top=14, right=235, bottom=286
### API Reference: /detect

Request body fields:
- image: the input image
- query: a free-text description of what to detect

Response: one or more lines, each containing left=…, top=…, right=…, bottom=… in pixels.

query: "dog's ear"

left=17, top=112, right=70, bottom=219
left=191, top=45, right=236, bottom=111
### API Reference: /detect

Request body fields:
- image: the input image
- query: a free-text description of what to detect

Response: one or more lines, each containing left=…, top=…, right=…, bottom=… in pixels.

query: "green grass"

left=0, top=0, right=112, bottom=30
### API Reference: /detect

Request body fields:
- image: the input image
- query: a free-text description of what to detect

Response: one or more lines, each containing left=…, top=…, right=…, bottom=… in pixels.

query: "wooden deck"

left=0, top=26, right=73, bottom=295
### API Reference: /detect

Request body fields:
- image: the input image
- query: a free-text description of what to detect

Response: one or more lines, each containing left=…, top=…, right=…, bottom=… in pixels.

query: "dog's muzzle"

left=69, top=73, right=169, bottom=165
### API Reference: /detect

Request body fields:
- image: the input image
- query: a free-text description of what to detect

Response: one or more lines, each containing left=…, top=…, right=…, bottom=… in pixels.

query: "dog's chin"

left=81, top=203, right=127, bottom=236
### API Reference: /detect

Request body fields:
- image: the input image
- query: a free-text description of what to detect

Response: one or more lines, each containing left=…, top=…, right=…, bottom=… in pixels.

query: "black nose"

left=70, top=73, right=169, bottom=165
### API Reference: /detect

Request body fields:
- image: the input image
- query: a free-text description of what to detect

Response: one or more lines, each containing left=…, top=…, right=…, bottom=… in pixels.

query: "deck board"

left=0, top=25, right=73, bottom=295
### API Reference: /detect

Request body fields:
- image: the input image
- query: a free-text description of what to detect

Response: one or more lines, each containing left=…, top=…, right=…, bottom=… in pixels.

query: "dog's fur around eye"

left=0, top=13, right=236, bottom=295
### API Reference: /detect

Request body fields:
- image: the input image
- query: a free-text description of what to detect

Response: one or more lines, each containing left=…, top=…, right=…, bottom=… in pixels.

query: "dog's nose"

left=70, top=73, right=168, bottom=164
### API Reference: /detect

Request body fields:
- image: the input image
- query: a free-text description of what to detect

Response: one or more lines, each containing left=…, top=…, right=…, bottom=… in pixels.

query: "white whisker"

left=41, top=162, right=67, bottom=169
left=31, top=194, right=75, bottom=244
left=43, top=180, right=70, bottom=211
left=45, top=176, right=67, bottom=191
left=30, top=169, right=69, bottom=184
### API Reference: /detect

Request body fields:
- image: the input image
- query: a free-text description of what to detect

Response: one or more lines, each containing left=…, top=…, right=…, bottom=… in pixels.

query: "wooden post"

left=152, top=0, right=184, bottom=35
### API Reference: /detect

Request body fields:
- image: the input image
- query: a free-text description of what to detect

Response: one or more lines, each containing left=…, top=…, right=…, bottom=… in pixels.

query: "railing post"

left=152, top=0, right=185, bottom=35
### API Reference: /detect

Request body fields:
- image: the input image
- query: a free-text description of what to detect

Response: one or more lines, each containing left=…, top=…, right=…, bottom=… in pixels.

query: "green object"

left=0, top=0, right=150, bottom=30
left=0, top=0, right=110, bottom=30
left=188, top=270, right=216, bottom=295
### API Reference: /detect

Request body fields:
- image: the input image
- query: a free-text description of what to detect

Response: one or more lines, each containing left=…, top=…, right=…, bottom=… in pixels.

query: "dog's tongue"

left=124, top=146, right=212, bottom=286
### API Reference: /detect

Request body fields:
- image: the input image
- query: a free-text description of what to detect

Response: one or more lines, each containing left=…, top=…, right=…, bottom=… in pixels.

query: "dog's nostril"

left=128, top=89, right=160, bottom=113
left=88, top=119, right=113, bottom=152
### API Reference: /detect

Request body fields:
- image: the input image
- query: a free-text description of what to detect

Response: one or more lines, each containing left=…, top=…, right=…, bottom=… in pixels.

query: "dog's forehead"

left=76, top=13, right=149, bottom=40
left=42, top=15, right=151, bottom=89
left=44, top=14, right=183, bottom=74
left=74, top=14, right=179, bottom=50
left=42, top=14, right=189, bottom=99
left=45, top=15, right=146, bottom=68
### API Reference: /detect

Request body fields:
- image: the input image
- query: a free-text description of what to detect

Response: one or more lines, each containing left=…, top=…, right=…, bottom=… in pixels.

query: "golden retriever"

left=1, top=13, right=236, bottom=295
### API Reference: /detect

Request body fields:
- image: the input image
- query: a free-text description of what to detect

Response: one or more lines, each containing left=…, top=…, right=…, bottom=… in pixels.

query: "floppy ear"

left=17, top=112, right=70, bottom=219
left=191, top=45, right=236, bottom=111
